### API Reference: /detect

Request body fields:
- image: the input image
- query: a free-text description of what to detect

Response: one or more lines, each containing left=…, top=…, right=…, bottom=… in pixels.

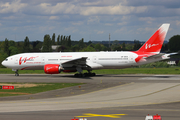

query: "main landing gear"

left=15, top=70, right=19, bottom=76
left=74, top=69, right=96, bottom=77
left=74, top=72, right=96, bottom=77
left=74, top=67, right=96, bottom=77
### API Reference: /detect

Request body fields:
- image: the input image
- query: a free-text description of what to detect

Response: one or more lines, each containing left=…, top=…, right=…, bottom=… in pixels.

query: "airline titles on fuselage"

left=19, top=56, right=39, bottom=65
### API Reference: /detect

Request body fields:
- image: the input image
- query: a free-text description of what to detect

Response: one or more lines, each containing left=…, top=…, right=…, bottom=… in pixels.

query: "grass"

left=0, top=82, right=83, bottom=97
left=1, top=67, right=180, bottom=75
left=0, top=68, right=44, bottom=74
left=93, top=67, right=180, bottom=74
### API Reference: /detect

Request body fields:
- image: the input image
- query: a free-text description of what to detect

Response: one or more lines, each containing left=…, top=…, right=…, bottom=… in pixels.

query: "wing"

left=62, top=57, right=87, bottom=67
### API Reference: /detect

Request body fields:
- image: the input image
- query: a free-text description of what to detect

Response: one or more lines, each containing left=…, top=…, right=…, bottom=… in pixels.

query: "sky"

left=0, top=0, right=180, bottom=42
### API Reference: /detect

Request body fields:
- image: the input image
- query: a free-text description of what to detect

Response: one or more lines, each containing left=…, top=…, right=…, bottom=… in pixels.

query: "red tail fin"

left=137, top=24, right=170, bottom=53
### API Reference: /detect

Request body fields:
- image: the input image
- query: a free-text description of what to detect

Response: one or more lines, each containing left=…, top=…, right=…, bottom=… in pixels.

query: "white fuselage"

left=1, top=51, right=168, bottom=72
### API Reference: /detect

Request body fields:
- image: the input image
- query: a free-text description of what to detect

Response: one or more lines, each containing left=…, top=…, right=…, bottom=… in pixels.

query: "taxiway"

left=0, top=74, right=180, bottom=120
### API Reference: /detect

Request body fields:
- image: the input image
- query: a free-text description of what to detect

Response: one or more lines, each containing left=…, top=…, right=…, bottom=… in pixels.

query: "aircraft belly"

left=21, top=65, right=44, bottom=70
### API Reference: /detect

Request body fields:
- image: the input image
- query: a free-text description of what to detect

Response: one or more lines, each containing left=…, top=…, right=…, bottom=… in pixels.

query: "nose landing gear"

left=15, top=70, right=19, bottom=76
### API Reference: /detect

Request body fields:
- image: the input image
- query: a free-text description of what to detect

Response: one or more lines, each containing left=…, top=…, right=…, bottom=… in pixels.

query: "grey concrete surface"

left=0, top=74, right=180, bottom=120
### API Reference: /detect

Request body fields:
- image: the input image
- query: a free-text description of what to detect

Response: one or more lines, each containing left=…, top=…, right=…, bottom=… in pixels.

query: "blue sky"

left=0, top=0, right=180, bottom=42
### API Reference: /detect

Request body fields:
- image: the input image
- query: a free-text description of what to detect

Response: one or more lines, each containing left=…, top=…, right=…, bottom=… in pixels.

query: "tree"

left=23, top=36, right=30, bottom=52
left=57, top=35, right=60, bottom=45
left=168, top=35, right=180, bottom=52
left=161, top=43, right=168, bottom=52
left=65, top=36, right=68, bottom=46
left=31, top=41, right=42, bottom=52
left=62, top=36, right=66, bottom=45
left=9, top=40, right=16, bottom=47
left=94, top=43, right=101, bottom=51
left=111, top=40, right=121, bottom=51
left=0, top=52, right=8, bottom=68
left=87, top=41, right=92, bottom=45
left=9, top=46, right=18, bottom=55
left=42, top=34, right=52, bottom=52
left=122, top=42, right=126, bottom=51
left=60, top=35, right=63, bottom=45
left=81, top=46, right=96, bottom=52
left=72, top=45, right=80, bottom=52
left=67, top=35, right=71, bottom=47
left=4, top=38, right=10, bottom=56
left=79, top=38, right=84, bottom=48
left=16, top=42, right=24, bottom=53
left=133, top=40, right=142, bottom=51
left=52, top=33, right=56, bottom=45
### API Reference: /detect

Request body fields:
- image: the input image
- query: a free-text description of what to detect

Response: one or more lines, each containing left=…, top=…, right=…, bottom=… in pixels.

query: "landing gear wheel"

left=15, top=73, right=19, bottom=76
left=92, top=73, right=96, bottom=76
left=74, top=73, right=78, bottom=77
left=15, top=70, right=19, bottom=76
left=74, top=72, right=96, bottom=77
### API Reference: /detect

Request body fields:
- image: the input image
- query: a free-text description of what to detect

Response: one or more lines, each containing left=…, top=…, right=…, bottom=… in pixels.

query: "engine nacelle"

left=44, top=64, right=62, bottom=74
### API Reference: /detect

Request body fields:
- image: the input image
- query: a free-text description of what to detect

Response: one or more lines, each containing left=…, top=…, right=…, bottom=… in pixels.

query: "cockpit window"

left=5, top=59, right=8, bottom=61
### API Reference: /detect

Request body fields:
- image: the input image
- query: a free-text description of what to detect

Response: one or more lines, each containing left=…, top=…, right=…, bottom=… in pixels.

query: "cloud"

left=87, top=16, right=100, bottom=24
left=124, top=0, right=180, bottom=8
left=38, top=2, right=77, bottom=14
left=105, top=23, right=113, bottom=26
left=80, top=4, right=147, bottom=16
left=0, top=0, right=180, bottom=41
left=0, top=0, right=27, bottom=14
left=117, top=22, right=127, bottom=26
left=49, top=16, right=59, bottom=20
left=71, top=21, right=84, bottom=26
left=139, top=17, right=155, bottom=24
left=3, top=1, right=146, bottom=16
left=97, top=31, right=104, bottom=34
left=176, top=20, right=180, bottom=26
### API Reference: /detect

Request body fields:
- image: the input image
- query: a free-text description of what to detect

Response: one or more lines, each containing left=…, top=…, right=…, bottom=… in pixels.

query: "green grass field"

left=93, top=67, right=180, bottom=74
left=1, top=67, right=180, bottom=75
left=0, top=82, right=83, bottom=97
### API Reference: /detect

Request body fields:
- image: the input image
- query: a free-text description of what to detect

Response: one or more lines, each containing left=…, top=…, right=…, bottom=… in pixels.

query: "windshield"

left=5, top=59, right=8, bottom=61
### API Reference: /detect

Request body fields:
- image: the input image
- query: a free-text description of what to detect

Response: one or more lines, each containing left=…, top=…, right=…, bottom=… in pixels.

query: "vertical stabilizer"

left=137, top=24, right=170, bottom=53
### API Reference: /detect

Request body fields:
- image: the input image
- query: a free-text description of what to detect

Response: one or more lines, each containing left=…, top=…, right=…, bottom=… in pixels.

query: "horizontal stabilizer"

left=143, top=53, right=166, bottom=60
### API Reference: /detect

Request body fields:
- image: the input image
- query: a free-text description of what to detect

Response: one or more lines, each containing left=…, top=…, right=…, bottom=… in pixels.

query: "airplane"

left=1, top=23, right=174, bottom=77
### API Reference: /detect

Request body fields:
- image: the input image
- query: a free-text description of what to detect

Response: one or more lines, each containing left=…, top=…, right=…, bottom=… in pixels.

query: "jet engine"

left=44, top=64, right=62, bottom=74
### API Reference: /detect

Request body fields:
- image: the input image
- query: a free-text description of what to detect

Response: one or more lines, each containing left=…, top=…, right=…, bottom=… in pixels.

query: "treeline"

left=0, top=33, right=180, bottom=68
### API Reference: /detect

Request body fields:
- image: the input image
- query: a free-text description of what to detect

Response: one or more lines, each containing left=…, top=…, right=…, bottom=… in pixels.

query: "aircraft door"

left=93, top=56, right=97, bottom=63
left=129, top=55, right=134, bottom=63
left=41, top=57, right=45, bottom=65
left=14, top=57, right=18, bottom=64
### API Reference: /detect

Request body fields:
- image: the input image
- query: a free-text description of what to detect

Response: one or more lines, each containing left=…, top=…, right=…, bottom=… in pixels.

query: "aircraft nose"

left=1, top=61, right=5, bottom=66
left=1, top=60, right=7, bottom=67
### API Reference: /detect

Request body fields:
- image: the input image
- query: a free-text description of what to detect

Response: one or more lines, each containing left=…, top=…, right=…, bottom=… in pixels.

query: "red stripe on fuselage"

left=132, top=51, right=156, bottom=63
